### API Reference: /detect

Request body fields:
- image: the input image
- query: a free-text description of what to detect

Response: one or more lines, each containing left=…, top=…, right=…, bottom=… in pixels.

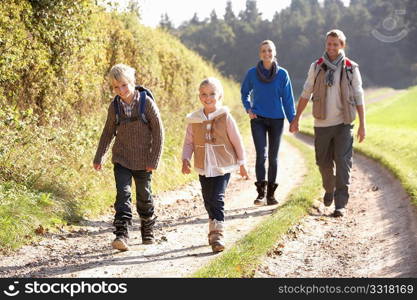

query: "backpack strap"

left=315, top=57, right=324, bottom=68
left=344, top=58, right=354, bottom=86
left=139, top=91, right=148, bottom=124
left=113, top=96, right=121, bottom=126
left=313, top=57, right=325, bottom=86
left=136, top=85, right=154, bottom=101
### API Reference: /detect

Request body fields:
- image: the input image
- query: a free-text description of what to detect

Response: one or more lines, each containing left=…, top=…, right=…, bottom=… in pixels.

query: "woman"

left=241, top=40, right=296, bottom=205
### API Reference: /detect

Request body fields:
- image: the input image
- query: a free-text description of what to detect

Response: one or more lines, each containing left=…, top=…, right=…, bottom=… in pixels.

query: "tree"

left=210, top=9, right=218, bottom=23
left=224, top=1, right=236, bottom=26
left=159, top=13, right=174, bottom=32
left=239, top=0, right=262, bottom=25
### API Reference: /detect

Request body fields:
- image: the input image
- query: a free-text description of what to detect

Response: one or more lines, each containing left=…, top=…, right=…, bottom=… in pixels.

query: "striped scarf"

left=322, top=50, right=345, bottom=87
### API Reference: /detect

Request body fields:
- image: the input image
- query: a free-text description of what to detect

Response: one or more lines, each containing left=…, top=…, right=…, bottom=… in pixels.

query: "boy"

left=93, top=64, right=164, bottom=250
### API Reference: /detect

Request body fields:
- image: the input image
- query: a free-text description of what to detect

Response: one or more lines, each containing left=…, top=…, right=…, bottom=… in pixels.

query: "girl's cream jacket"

left=182, top=106, right=245, bottom=177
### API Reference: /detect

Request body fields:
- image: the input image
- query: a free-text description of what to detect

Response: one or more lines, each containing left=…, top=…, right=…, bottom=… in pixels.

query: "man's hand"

left=357, top=125, right=366, bottom=143
left=289, top=118, right=299, bottom=133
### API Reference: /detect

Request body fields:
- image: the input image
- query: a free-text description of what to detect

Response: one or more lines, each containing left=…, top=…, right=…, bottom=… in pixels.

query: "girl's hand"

left=240, top=165, right=249, bottom=180
left=182, top=160, right=191, bottom=174
left=93, top=163, right=102, bottom=171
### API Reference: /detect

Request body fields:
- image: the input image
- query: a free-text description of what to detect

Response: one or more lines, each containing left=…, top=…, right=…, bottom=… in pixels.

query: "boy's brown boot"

left=141, top=216, right=157, bottom=244
left=208, top=219, right=225, bottom=253
left=112, top=220, right=129, bottom=251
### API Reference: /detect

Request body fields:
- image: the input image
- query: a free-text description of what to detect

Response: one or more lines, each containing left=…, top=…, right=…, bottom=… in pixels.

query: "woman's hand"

left=93, top=163, right=102, bottom=171
left=247, top=109, right=257, bottom=119
left=182, top=159, right=191, bottom=174
left=240, top=165, right=249, bottom=180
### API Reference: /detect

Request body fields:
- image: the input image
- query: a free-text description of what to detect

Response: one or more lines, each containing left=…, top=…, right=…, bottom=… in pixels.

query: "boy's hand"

left=93, top=163, right=102, bottom=171
left=182, top=159, right=191, bottom=174
left=239, top=165, right=249, bottom=180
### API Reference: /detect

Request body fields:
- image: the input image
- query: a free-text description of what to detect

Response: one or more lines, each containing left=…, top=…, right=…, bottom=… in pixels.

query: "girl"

left=182, top=77, right=249, bottom=253
left=241, top=40, right=296, bottom=206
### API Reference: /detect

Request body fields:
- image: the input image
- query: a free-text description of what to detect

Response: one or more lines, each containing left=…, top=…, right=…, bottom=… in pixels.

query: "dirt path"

left=364, top=88, right=406, bottom=105
left=0, top=138, right=306, bottom=278
left=255, top=134, right=417, bottom=278
left=1, top=89, right=413, bottom=278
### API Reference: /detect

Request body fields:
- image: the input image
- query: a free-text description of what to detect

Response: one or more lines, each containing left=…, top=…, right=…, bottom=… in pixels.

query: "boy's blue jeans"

left=250, top=117, right=284, bottom=183
left=113, top=163, right=154, bottom=223
left=199, top=173, right=231, bottom=222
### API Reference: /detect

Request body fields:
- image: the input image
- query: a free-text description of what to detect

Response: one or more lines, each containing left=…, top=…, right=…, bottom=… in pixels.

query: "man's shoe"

left=333, top=208, right=346, bottom=217
left=323, top=192, right=334, bottom=207
left=111, top=235, right=129, bottom=251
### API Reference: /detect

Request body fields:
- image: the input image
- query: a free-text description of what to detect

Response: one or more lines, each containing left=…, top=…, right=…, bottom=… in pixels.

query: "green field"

left=300, top=86, right=417, bottom=206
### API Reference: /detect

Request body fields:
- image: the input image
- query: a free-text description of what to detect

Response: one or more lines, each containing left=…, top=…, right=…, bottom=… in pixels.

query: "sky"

left=115, top=0, right=350, bottom=28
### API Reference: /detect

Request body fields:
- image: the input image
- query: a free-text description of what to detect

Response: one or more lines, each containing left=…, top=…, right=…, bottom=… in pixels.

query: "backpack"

left=113, top=85, right=155, bottom=126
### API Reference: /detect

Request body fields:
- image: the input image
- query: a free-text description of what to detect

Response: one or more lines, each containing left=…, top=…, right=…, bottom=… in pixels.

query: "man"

left=290, top=29, right=366, bottom=217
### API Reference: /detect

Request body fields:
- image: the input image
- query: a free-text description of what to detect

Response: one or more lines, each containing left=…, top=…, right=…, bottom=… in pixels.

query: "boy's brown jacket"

left=93, top=92, right=164, bottom=170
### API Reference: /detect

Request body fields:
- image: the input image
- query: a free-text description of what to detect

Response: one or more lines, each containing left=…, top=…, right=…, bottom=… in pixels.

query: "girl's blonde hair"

left=259, top=40, right=277, bottom=57
left=108, top=64, right=136, bottom=85
left=199, top=77, right=224, bottom=99
left=326, top=29, right=347, bottom=46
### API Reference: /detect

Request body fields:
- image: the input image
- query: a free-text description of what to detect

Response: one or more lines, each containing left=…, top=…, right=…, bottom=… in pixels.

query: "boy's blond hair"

left=199, top=77, right=224, bottom=99
left=108, top=64, right=136, bottom=85
left=326, top=29, right=347, bottom=46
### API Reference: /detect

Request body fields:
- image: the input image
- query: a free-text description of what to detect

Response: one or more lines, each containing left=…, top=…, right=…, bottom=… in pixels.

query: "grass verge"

left=192, top=134, right=321, bottom=278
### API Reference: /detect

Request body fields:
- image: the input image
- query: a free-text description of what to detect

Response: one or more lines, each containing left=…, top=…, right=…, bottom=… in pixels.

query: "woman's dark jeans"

left=113, top=163, right=154, bottom=222
left=250, top=117, right=284, bottom=183
left=199, top=173, right=231, bottom=221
